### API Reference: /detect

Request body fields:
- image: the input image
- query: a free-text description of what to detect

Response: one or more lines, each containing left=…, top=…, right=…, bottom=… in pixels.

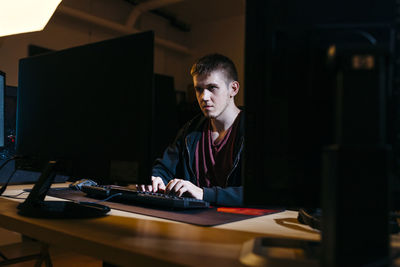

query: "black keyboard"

left=80, top=185, right=210, bottom=209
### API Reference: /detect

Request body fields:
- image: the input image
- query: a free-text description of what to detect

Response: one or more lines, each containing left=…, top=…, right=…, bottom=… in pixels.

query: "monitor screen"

left=16, top=31, right=155, bottom=185
left=5, top=85, right=17, bottom=138
left=0, top=71, right=5, bottom=148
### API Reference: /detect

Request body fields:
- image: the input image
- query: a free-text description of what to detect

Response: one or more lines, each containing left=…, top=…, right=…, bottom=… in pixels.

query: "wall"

left=188, top=15, right=245, bottom=106
left=0, top=0, right=245, bottom=105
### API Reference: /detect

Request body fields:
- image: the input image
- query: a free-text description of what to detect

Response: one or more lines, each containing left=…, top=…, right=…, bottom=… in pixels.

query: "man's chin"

left=202, top=107, right=223, bottom=119
left=204, top=114, right=217, bottom=120
left=202, top=110, right=215, bottom=118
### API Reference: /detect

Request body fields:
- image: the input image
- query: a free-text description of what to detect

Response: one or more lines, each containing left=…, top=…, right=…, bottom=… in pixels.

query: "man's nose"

left=202, top=89, right=211, bottom=101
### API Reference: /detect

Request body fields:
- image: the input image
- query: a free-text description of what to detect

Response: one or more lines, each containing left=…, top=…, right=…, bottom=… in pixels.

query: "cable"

left=354, top=30, right=377, bottom=45
left=95, top=193, right=122, bottom=203
left=2, top=191, right=28, bottom=199
left=297, top=208, right=322, bottom=231
left=0, top=156, right=19, bottom=196
left=74, top=193, right=122, bottom=206
left=0, top=250, right=8, bottom=260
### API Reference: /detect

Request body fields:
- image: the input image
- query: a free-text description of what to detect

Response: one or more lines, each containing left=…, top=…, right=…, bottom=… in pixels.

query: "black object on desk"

left=17, top=160, right=110, bottom=219
left=46, top=187, right=280, bottom=226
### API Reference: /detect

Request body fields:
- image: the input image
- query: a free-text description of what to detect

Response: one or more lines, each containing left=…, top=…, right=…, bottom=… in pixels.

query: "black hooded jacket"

left=152, top=113, right=244, bottom=206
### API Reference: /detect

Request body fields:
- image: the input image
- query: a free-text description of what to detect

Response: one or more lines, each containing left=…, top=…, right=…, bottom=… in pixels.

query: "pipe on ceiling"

left=125, top=0, right=184, bottom=27
left=57, top=5, right=191, bottom=55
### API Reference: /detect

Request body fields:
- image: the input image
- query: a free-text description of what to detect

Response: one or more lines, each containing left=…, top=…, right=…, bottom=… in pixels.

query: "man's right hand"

left=138, top=176, right=166, bottom=193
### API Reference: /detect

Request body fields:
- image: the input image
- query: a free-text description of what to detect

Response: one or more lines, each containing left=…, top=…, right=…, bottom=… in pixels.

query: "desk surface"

left=0, top=184, right=320, bottom=266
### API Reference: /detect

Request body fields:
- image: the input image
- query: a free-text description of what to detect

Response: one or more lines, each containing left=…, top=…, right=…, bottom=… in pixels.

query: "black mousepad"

left=45, top=188, right=282, bottom=226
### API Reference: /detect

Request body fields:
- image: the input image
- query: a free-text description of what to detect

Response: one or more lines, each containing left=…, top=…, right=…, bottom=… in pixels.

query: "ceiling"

left=124, top=0, right=246, bottom=31
left=60, top=0, right=245, bottom=34
left=159, top=0, right=245, bottom=24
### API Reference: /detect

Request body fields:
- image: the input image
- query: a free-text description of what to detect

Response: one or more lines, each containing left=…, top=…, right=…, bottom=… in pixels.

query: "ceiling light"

left=0, top=0, right=62, bottom=37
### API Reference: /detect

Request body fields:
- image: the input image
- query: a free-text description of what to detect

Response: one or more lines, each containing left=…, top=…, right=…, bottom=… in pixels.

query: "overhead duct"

left=125, top=0, right=184, bottom=27
left=57, top=4, right=191, bottom=55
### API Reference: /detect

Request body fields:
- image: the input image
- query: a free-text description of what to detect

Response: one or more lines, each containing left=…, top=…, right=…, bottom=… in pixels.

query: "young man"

left=142, top=53, right=244, bottom=206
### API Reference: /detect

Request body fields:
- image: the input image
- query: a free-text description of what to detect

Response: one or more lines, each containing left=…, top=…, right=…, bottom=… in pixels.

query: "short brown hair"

left=190, top=53, right=238, bottom=83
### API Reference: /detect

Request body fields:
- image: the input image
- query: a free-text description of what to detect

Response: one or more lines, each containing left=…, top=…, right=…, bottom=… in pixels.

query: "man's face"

left=193, top=70, right=233, bottom=119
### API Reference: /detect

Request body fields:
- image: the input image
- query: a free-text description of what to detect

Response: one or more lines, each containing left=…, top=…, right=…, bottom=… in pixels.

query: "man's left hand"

left=165, top=179, right=203, bottom=200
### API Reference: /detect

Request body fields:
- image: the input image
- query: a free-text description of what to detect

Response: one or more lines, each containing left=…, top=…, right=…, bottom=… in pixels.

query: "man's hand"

left=165, top=179, right=203, bottom=199
left=138, top=176, right=166, bottom=193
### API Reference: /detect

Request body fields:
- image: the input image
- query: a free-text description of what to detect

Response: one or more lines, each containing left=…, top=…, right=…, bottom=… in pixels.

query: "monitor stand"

left=239, top=237, right=320, bottom=267
left=17, top=160, right=110, bottom=218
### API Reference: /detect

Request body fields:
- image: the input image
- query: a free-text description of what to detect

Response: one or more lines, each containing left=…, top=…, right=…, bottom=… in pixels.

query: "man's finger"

left=172, top=181, right=187, bottom=196
left=166, top=179, right=179, bottom=194
left=154, top=181, right=166, bottom=193
left=158, top=182, right=166, bottom=190
left=177, top=186, right=188, bottom=197
left=152, top=181, right=158, bottom=192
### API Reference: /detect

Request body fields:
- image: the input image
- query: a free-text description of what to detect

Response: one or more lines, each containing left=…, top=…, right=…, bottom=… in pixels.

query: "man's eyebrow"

left=206, top=83, right=218, bottom=87
left=194, top=83, right=218, bottom=89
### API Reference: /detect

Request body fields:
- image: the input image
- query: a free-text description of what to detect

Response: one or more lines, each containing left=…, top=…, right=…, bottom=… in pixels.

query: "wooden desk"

left=0, top=184, right=320, bottom=266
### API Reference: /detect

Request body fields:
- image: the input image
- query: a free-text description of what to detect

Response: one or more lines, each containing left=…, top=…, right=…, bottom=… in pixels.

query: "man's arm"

left=203, top=186, right=243, bottom=206
left=163, top=178, right=243, bottom=206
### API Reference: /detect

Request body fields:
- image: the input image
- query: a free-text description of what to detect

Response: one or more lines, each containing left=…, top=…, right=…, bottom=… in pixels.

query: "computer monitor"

left=243, top=0, right=396, bottom=266
left=0, top=71, right=5, bottom=149
left=15, top=31, right=156, bottom=217
left=16, top=31, right=155, bottom=185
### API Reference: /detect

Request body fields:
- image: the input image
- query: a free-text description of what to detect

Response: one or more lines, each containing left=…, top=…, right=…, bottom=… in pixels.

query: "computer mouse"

left=69, top=179, right=98, bottom=190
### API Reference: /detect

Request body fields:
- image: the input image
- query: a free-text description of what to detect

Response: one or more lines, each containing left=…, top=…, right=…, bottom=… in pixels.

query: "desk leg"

left=34, top=243, right=52, bottom=267
left=0, top=241, right=52, bottom=267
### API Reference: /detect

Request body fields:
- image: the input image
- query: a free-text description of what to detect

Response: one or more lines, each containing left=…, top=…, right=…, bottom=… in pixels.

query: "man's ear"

left=230, top=81, right=240, bottom=97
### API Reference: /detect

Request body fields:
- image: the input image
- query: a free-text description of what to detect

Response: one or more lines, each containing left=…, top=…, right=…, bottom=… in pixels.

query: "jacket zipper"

left=224, top=136, right=244, bottom=187
left=185, top=136, right=197, bottom=181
